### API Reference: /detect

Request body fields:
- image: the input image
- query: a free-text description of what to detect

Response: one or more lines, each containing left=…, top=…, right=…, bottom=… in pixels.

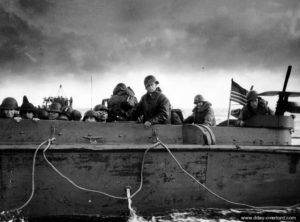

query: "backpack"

left=171, top=109, right=184, bottom=125
left=107, top=87, right=137, bottom=120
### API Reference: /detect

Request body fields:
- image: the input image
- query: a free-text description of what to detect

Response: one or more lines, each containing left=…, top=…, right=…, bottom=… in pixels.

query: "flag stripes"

left=230, top=79, right=248, bottom=106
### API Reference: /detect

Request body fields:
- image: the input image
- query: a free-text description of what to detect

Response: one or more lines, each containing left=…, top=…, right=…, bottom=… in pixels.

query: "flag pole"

left=90, top=75, right=93, bottom=110
left=227, top=78, right=233, bottom=126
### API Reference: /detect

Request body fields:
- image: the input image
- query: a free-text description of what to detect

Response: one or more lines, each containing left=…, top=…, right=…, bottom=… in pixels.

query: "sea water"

left=2, top=110, right=300, bottom=222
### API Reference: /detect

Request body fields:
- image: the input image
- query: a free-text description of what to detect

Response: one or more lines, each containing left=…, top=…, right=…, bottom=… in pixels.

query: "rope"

left=42, top=140, right=161, bottom=200
left=11, top=139, right=54, bottom=213
left=156, top=138, right=300, bottom=210
left=128, top=141, right=161, bottom=198
left=43, top=137, right=300, bottom=209
left=6, top=136, right=300, bottom=213
left=126, top=187, right=136, bottom=217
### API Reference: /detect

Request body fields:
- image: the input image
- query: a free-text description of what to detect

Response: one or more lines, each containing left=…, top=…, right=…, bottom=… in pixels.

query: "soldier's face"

left=98, top=111, right=108, bottom=121
left=3, top=109, right=15, bottom=118
left=85, top=117, right=96, bottom=122
left=195, top=102, right=204, bottom=108
left=25, top=112, right=34, bottom=119
left=146, top=82, right=157, bottom=93
left=49, top=112, right=59, bottom=120
left=250, top=99, right=258, bottom=109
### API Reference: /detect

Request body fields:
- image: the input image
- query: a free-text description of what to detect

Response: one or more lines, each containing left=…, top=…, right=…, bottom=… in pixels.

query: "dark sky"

left=0, top=0, right=299, bottom=108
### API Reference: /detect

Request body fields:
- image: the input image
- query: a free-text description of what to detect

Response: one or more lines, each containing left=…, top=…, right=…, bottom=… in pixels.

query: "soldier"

left=107, top=83, right=138, bottom=121
left=37, top=108, right=49, bottom=120
left=237, top=90, right=274, bottom=126
left=83, top=110, right=99, bottom=122
left=184, top=94, right=216, bottom=126
left=48, top=102, right=62, bottom=120
left=0, top=97, right=20, bottom=121
left=94, top=104, right=108, bottom=122
left=132, top=75, right=171, bottom=128
left=60, top=106, right=73, bottom=121
left=20, top=96, right=39, bottom=121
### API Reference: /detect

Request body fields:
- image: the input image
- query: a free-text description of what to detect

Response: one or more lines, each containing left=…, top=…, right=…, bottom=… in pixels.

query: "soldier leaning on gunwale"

left=184, top=94, right=216, bottom=126
left=20, top=96, right=39, bottom=121
left=0, top=97, right=21, bottom=121
left=237, top=90, right=274, bottom=127
left=131, top=75, right=171, bottom=128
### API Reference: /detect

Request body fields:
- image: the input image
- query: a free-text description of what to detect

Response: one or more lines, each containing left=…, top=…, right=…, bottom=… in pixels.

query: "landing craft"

left=0, top=66, right=300, bottom=220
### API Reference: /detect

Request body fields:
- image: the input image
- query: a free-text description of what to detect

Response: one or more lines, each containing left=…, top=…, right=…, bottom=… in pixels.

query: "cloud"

left=18, top=0, right=53, bottom=15
left=0, top=0, right=299, bottom=83
left=0, top=1, right=112, bottom=79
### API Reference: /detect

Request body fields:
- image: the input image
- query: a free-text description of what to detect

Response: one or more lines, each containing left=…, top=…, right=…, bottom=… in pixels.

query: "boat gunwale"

left=0, top=144, right=300, bottom=154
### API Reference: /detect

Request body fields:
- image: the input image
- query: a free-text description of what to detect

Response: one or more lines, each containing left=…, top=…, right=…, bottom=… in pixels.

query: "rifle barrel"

left=282, top=65, right=292, bottom=94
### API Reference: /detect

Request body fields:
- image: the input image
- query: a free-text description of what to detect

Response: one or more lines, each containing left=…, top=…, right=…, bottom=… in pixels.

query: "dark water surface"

left=2, top=208, right=300, bottom=222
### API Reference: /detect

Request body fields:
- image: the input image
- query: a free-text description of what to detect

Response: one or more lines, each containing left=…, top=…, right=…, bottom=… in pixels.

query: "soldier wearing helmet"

left=83, top=110, right=99, bottom=122
left=0, top=97, right=19, bottom=119
left=132, top=75, right=171, bottom=128
left=20, top=96, right=39, bottom=121
left=184, top=94, right=216, bottom=126
left=48, top=102, right=62, bottom=120
left=94, top=104, right=108, bottom=122
left=107, top=83, right=138, bottom=121
left=237, top=90, right=274, bottom=126
left=61, top=106, right=73, bottom=120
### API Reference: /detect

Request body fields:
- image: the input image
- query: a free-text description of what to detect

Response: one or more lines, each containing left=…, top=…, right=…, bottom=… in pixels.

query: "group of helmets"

left=0, top=97, right=82, bottom=121
left=43, top=102, right=82, bottom=121
left=83, top=104, right=108, bottom=122
left=0, top=96, right=37, bottom=115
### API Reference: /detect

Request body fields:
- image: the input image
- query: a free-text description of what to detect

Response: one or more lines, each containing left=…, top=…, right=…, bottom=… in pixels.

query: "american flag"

left=230, top=79, right=248, bottom=106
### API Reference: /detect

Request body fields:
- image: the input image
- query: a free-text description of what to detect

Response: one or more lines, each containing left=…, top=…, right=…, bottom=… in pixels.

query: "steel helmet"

left=71, top=109, right=82, bottom=121
left=94, top=104, right=108, bottom=112
left=247, top=90, right=258, bottom=102
left=113, top=83, right=127, bottom=95
left=144, top=75, right=159, bottom=86
left=37, top=109, right=49, bottom=120
left=62, top=106, right=73, bottom=118
left=83, top=110, right=98, bottom=121
left=1, top=97, right=18, bottom=110
left=49, top=102, right=62, bottom=113
left=194, top=94, right=205, bottom=104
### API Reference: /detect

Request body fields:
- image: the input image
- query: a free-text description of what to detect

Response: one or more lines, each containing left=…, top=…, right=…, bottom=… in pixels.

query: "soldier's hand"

left=137, top=116, right=143, bottom=123
left=32, top=117, right=40, bottom=122
left=144, top=121, right=152, bottom=128
left=236, top=120, right=245, bottom=127
left=14, top=117, right=22, bottom=123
